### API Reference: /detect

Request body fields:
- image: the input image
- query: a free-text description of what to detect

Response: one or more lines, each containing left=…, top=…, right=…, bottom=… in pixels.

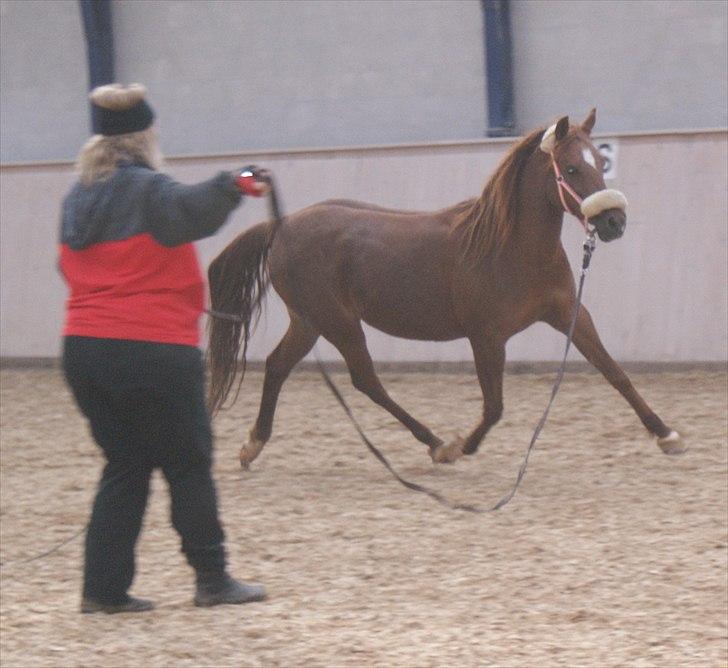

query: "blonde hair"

left=76, top=83, right=163, bottom=185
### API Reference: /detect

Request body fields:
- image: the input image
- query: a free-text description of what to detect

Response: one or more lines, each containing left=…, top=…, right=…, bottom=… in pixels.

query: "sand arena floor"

left=0, top=366, right=726, bottom=668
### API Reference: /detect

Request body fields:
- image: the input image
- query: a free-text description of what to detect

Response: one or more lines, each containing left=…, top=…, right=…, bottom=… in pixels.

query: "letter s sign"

left=597, top=141, right=618, bottom=180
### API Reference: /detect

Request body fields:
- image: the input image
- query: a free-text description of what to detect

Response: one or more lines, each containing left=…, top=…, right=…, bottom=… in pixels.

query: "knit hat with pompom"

left=90, top=83, right=154, bottom=136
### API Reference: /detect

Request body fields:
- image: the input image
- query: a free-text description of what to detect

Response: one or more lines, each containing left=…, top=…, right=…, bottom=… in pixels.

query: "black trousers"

left=63, top=336, right=226, bottom=604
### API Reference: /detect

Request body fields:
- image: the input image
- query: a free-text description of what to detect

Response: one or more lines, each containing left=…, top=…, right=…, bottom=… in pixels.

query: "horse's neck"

left=509, top=160, right=565, bottom=263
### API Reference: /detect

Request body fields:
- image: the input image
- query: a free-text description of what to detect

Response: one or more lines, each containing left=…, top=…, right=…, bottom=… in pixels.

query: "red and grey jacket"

left=59, top=162, right=242, bottom=346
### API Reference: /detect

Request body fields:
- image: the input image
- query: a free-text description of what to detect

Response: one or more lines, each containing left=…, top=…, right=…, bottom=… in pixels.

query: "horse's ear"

left=555, top=116, right=569, bottom=141
left=581, top=108, right=596, bottom=135
left=540, top=115, right=570, bottom=153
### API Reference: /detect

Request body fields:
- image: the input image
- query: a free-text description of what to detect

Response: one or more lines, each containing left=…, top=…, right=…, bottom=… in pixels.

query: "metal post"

left=79, top=0, right=115, bottom=131
left=482, top=0, right=515, bottom=137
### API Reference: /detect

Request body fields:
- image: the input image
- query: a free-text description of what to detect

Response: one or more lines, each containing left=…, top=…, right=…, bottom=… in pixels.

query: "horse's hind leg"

left=323, top=320, right=443, bottom=453
left=241, top=313, right=318, bottom=468
left=547, top=304, right=685, bottom=454
left=431, top=334, right=506, bottom=463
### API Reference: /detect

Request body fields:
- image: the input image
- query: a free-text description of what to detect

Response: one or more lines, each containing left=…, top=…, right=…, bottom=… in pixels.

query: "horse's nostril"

left=608, top=216, right=618, bottom=229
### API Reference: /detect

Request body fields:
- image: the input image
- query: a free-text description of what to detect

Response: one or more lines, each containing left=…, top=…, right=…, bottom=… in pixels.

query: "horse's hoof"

left=657, top=430, right=686, bottom=455
left=431, top=438, right=464, bottom=464
left=239, top=436, right=265, bottom=470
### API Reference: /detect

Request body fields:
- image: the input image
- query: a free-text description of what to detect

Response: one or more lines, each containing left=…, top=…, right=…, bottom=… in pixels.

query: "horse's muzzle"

left=589, top=208, right=626, bottom=242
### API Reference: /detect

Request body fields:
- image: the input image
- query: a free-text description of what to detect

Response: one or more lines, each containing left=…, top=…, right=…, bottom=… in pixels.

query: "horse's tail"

left=207, top=221, right=275, bottom=414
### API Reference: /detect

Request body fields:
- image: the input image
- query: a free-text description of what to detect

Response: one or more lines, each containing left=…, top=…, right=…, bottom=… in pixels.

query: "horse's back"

left=273, top=199, right=451, bottom=267
left=314, top=199, right=434, bottom=216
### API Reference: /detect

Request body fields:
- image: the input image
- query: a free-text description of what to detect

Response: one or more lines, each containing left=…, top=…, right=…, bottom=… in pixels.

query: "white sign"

left=597, top=140, right=618, bottom=180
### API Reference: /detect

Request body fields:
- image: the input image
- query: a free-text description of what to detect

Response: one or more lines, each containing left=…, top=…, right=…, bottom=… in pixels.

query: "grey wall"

left=511, top=0, right=728, bottom=134
left=112, top=0, right=488, bottom=156
left=0, top=0, right=488, bottom=162
left=2, top=130, right=726, bottom=362
left=2, top=0, right=726, bottom=164
left=0, top=0, right=88, bottom=162
left=1, top=1, right=726, bottom=364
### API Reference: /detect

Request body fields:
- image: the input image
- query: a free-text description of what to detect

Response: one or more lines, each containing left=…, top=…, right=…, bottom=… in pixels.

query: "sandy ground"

left=0, top=366, right=726, bottom=668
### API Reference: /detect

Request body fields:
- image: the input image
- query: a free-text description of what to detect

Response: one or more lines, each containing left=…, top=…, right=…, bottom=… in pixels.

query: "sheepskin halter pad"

left=580, top=189, right=627, bottom=218
left=540, top=124, right=627, bottom=221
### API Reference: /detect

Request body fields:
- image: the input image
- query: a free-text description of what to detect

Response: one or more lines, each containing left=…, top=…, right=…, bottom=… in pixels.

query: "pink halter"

left=550, top=156, right=589, bottom=232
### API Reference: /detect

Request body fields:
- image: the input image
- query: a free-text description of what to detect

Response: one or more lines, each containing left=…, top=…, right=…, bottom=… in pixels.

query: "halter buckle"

left=581, top=232, right=597, bottom=273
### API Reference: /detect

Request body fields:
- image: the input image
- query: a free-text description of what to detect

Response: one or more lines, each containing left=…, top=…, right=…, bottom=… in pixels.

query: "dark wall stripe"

left=482, top=0, right=515, bottom=137
left=79, top=0, right=115, bottom=132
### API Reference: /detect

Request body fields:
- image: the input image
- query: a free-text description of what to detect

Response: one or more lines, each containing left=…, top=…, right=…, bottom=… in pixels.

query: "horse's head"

left=541, top=109, right=627, bottom=242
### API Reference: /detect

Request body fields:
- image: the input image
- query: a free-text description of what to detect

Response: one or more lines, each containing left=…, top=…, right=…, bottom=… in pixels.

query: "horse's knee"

left=350, top=371, right=375, bottom=397
left=350, top=374, right=365, bottom=393
left=605, top=369, right=631, bottom=392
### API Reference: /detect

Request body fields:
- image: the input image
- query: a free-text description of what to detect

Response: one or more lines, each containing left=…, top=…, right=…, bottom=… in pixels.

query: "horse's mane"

left=454, top=126, right=545, bottom=259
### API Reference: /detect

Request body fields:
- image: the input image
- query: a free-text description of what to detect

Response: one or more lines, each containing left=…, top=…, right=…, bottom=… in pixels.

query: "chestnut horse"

left=207, top=109, right=684, bottom=468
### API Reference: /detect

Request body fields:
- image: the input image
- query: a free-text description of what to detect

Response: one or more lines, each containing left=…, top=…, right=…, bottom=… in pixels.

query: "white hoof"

left=431, top=438, right=464, bottom=464
left=239, top=433, right=265, bottom=469
left=657, top=430, right=686, bottom=455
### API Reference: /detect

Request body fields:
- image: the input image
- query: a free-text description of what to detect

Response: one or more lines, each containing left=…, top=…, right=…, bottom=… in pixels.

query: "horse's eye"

left=566, top=166, right=578, bottom=175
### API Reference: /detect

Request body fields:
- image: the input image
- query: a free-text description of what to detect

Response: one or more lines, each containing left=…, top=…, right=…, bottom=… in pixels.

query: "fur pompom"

left=90, top=83, right=147, bottom=111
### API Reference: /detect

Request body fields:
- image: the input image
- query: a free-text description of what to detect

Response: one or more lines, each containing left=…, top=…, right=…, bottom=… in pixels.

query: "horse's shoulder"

left=540, top=248, right=578, bottom=300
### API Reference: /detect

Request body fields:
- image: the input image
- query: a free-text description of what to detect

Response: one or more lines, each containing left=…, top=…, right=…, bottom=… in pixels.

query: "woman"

left=60, top=83, right=268, bottom=613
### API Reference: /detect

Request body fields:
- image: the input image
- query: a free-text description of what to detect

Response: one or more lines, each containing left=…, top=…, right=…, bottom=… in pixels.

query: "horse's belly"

left=358, top=298, right=462, bottom=341
left=362, top=316, right=462, bottom=341
left=347, top=254, right=462, bottom=340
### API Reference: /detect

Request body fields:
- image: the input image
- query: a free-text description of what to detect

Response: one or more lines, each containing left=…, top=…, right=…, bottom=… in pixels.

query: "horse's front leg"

left=431, top=335, right=506, bottom=463
left=545, top=303, right=685, bottom=454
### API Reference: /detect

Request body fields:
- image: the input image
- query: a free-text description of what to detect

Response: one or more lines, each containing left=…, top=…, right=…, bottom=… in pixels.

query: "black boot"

left=194, top=572, right=267, bottom=607
left=81, top=595, right=154, bottom=614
